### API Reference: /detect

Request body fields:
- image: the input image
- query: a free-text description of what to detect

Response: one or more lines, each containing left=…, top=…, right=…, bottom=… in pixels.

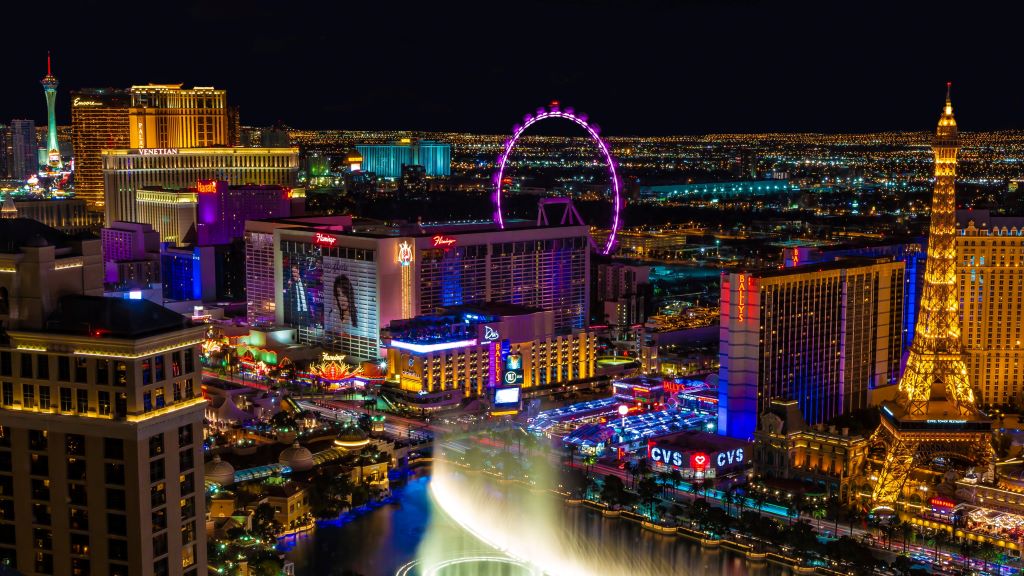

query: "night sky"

left=2, top=0, right=1021, bottom=135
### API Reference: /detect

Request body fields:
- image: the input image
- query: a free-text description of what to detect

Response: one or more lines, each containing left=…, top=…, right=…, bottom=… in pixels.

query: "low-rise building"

left=754, top=399, right=869, bottom=504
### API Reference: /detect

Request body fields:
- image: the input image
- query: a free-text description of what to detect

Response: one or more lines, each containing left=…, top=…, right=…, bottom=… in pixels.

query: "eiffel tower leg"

left=871, top=436, right=916, bottom=513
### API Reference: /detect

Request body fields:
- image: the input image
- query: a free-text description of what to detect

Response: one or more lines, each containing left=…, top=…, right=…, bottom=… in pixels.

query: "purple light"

left=391, top=339, right=479, bottom=353
left=492, top=105, right=623, bottom=254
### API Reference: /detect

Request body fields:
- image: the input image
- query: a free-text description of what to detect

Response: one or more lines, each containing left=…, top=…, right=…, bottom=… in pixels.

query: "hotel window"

left=154, top=387, right=165, bottom=409
left=59, top=388, right=72, bottom=412
left=142, top=357, right=152, bottom=385
left=0, top=352, right=9, bottom=376
left=115, top=362, right=127, bottom=386
left=98, top=391, right=110, bottom=416
left=96, top=360, right=109, bottom=386
left=1, top=383, right=11, bottom=406
left=36, top=356, right=48, bottom=380
left=150, top=459, right=165, bottom=483
left=57, top=356, right=70, bottom=382
left=107, top=513, right=126, bottom=536
left=144, top=391, right=152, bottom=412
left=150, top=433, right=164, bottom=457
left=171, top=352, right=182, bottom=377
left=184, top=378, right=194, bottom=399
left=178, top=424, right=193, bottom=447
left=76, top=389, right=88, bottom=413
left=155, top=355, right=165, bottom=382
left=185, top=349, right=194, bottom=373
left=17, top=354, right=34, bottom=380
left=74, top=358, right=88, bottom=383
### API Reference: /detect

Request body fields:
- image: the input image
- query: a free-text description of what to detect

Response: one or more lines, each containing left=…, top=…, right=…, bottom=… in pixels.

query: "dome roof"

left=334, top=422, right=370, bottom=450
left=278, top=442, right=314, bottom=472
left=204, top=454, right=236, bottom=486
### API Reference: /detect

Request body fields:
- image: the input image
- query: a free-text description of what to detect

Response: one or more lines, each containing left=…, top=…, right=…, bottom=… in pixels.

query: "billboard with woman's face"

left=323, top=256, right=378, bottom=340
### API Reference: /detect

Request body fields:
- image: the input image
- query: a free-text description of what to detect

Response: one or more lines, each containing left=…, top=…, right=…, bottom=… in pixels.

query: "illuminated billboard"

left=323, top=256, right=378, bottom=341
left=503, top=353, right=524, bottom=386
left=494, top=387, right=521, bottom=406
left=282, top=250, right=323, bottom=329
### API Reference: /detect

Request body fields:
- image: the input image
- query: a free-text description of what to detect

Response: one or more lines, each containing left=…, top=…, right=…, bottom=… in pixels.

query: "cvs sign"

left=715, top=448, right=745, bottom=468
left=648, top=445, right=684, bottom=467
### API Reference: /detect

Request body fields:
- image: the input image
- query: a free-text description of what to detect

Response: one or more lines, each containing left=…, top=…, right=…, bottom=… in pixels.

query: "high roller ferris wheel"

left=491, top=102, right=623, bottom=255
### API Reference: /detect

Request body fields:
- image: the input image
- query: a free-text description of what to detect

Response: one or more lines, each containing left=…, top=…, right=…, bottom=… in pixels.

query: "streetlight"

left=618, top=404, right=629, bottom=430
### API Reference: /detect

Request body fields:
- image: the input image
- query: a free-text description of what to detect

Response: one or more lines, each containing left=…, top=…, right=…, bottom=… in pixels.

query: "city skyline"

left=2, top=1, right=1024, bottom=135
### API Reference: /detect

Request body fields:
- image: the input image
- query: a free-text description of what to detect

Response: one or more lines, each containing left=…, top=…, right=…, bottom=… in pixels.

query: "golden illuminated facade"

left=870, top=87, right=994, bottom=512
left=70, top=89, right=131, bottom=208
left=957, top=211, right=1024, bottom=408
left=129, top=85, right=229, bottom=149
left=0, top=225, right=206, bottom=575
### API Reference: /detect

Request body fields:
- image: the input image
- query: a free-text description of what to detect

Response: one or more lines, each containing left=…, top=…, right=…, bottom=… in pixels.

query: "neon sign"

left=138, top=148, right=179, bottom=156
left=715, top=448, right=744, bottom=468
left=691, top=452, right=710, bottom=470
left=314, top=233, right=337, bottom=247
left=484, top=326, right=499, bottom=341
left=321, top=352, right=346, bottom=362
left=737, top=274, right=747, bottom=323
left=397, top=241, right=413, bottom=265
left=649, top=446, right=685, bottom=467
left=72, top=97, right=103, bottom=107
left=432, top=235, right=456, bottom=248
left=196, top=180, right=218, bottom=194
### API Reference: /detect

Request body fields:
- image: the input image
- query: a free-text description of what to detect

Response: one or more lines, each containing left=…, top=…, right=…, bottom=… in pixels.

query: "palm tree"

left=899, top=521, right=914, bottom=554
left=933, top=529, right=949, bottom=564
left=812, top=506, right=827, bottom=531
left=847, top=507, right=864, bottom=538
left=752, top=490, right=767, bottom=519
left=977, top=541, right=997, bottom=573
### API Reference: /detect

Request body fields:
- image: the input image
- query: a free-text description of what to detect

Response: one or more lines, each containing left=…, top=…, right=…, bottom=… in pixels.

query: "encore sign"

left=314, top=233, right=337, bottom=247
left=432, top=235, right=457, bottom=248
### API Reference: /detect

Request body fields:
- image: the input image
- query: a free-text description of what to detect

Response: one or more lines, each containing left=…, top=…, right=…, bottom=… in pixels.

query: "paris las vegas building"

left=0, top=219, right=206, bottom=575
left=244, top=218, right=596, bottom=407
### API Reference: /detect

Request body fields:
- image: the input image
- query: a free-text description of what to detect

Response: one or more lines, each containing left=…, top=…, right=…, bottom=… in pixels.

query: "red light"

left=690, top=452, right=709, bottom=470
left=432, top=235, right=457, bottom=248
left=314, top=233, right=337, bottom=247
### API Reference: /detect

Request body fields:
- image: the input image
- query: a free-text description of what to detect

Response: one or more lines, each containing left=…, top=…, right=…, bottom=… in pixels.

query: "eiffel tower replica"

left=869, top=85, right=994, bottom=513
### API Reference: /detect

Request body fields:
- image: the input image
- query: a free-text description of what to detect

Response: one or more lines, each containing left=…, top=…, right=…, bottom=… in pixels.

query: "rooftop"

left=45, top=295, right=189, bottom=339
left=740, top=255, right=896, bottom=279
left=0, top=218, right=93, bottom=254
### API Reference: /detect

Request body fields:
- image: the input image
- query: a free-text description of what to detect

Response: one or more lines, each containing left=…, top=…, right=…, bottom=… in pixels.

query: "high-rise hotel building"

left=719, top=257, right=906, bottom=440
left=129, top=85, right=228, bottom=149
left=102, top=147, right=299, bottom=226
left=244, top=219, right=590, bottom=360
left=957, top=209, right=1024, bottom=408
left=72, top=84, right=231, bottom=210
left=70, top=89, right=132, bottom=208
left=0, top=219, right=207, bottom=575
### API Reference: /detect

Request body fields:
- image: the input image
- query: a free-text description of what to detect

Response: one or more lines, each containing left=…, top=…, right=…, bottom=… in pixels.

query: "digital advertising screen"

left=323, top=256, right=378, bottom=340
left=502, top=353, right=524, bottom=386
left=282, top=251, right=323, bottom=328
left=494, top=387, right=521, bottom=406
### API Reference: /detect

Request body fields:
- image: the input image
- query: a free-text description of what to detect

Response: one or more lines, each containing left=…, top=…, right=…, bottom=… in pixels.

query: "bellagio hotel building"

left=0, top=220, right=207, bottom=576
left=958, top=210, right=1024, bottom=408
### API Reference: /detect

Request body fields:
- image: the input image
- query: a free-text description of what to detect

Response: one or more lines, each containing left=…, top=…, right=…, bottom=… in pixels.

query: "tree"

left=899, top=521, right=914, bottom=553
left=252, top=503, right=281, bottom=539
left=812, top=506, right=827, bottom=531
left=752, top=489, right=768, bottom=518
left=977, top=541, right=997, bottom=573
left=637, top=476, right=660, bottom=517
left=600, top=475, right=627, bottom=509
left=932, top=529, right=949, bottom=564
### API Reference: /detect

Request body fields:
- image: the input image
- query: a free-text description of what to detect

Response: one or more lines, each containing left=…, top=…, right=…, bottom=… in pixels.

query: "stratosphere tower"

left=40, top=52, right=61, bottom=169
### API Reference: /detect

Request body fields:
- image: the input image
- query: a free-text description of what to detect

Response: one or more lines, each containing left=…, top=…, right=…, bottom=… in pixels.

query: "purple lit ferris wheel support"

left=492, top=104, right=622, bottom=255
